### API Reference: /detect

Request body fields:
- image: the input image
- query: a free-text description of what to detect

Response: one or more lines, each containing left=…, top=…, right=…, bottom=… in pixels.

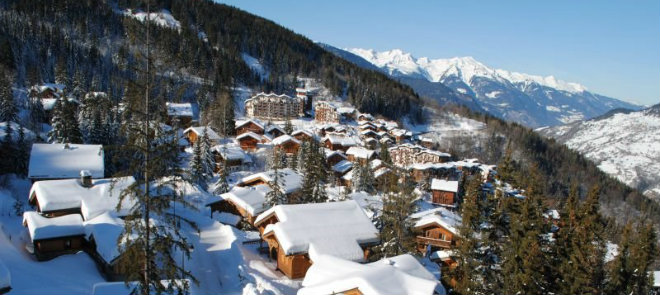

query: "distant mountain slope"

left=319, top=44, right=484, bottom=112
left=346, top=48, right=641, bottom=128
left=539, top=104, right=660, bottom=201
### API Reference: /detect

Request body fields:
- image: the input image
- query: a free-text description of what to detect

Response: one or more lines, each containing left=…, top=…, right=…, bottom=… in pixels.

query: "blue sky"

left=216, top=1, right=659, bottom=105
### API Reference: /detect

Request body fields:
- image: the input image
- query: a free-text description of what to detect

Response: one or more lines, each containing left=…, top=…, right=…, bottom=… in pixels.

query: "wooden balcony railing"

left=416, top=236, right=453, bottom=249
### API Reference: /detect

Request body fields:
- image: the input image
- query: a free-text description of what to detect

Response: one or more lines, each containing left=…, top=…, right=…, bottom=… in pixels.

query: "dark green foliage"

left=48, top=96, right=82, bottom=144
left=298, top=139, right=327, bottom=203
left=371, top=176, right=417, bottom=260
left=0, top=74, right=17, bottom=122
left=452, top=176, right=483, bottom=294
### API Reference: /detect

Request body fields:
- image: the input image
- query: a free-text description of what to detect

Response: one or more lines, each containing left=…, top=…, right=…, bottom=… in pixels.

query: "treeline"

left=0, top=0, right=425, bottom=123
left=443, top=104, right=660, bottom=229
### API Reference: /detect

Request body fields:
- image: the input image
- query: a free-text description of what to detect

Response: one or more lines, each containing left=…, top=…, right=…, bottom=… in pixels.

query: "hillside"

left=342, top=48, right=641, bottom=127
left=539, top=104, right=660, bottom=202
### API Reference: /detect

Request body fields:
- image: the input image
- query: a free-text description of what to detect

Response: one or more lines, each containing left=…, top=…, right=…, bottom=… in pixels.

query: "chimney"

left=64, top=143, right=70, bottom=150
left=80, top=170, right=93, bottom=188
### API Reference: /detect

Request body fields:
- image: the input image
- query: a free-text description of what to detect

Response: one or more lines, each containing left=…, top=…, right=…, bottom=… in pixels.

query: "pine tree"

left=114, top=7, right=195, bottom=292
left=213, top=151, right=230, bottom=195
left=1, top=122, right=15, bottom=174
left=265, top=157, right=287, bottom=207
left=372, top=182, right=417, bottom=260
left=627, top=222, right=658, bottom=295
left=200, top=129, right=215, bottom=179
left=15, top=123, right=29, bottom=177
left=452, top=176, right=483, bottom=294
left=0, top=75, right=17, bottom=123
left=284, top=118, right=293, bottom=134
left=604, top=223, right=632, bottom=295
left=48, top=96, right=82, bottom=144
left=189, top=135, right=206, bottom=187
left=379, top=143, right=391, bottom=165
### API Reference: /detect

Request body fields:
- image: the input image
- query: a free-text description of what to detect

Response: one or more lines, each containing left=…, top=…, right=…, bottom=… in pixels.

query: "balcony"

left=416, top=236, right=453, bottom=249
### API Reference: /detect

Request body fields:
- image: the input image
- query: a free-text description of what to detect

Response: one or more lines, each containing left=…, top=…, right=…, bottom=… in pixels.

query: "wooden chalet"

left=236, top=168, right=303, bottom=202
left=292, top=129, right=315, bottom=142
left=83, top=212, right=126, bottom=281
left=272, top=135, right=301, bottom=155
left=357, top=113, right=374, bottom=122
left=298, top=254, right=441, bottom=295
left=166, top=102, right=198, bottom=128
left=323, top=134, right=357, bottom=152
left=23, top=212, right=85, bottom=261
left=430, top=179, right=459, bottom=206
left=345, top=146, right=376, bottom=164
left=235, top=119, right=265, bottom=135
left=236, top=132, right=261, bottom=151
left=183, top=126, right=221, bottom=146
left=411, top=208, right=461, bottom=253
left=211, top=145, right=251, bottom=172
left=266, top=125, right=286, bottom=138
left=253, top=201, right=379, bottom=279
left=206, top=185, right=271, bottom=226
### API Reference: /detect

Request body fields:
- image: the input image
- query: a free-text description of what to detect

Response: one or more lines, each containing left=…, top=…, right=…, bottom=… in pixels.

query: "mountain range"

left=539, top=104, right=660, bottom=202
left=321, top=45, right=641, bottom=128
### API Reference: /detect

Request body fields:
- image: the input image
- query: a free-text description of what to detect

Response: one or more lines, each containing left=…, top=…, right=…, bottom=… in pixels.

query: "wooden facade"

left=236, top=121, right=264, bottom=135
left=30, top=235, right=85, bottom=261
left=238, top=136, right=259, bottom=151
left=432, top=190, right=456, bottom=206
left=415, top=222, right=458, bottom=253
left=274, top=140, right=300, bottom=155
left=208, top=199, right=259, bottom=225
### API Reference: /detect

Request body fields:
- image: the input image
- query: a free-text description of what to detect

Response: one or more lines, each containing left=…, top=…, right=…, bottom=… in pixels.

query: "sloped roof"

left=28, top=143, right=104, bottom=179
left=430, top=179, right=459, bottom=193
left=239, top=168, right=302, bottom=194
left=220, top=184, right=272, bottom=216
left=346, top=147, right=375, bottom=159
left=83, top=212, right=124, bottom=264
left=236, top=131, right=262, bottom=141
left=298, top=254, right=439, bottom=295
left=411, top=207, right=462, bottom=235
left=255, top=200, right=379, bottom=262
left=23, top=211, right=85, bottom=242
left=183, top=126, right=221, bottom=141
left=272, top=135, right=301, bottom=146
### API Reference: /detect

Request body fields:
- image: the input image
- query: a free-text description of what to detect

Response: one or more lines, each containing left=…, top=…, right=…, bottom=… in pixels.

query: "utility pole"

left=143, top=1, right=151, bottom=294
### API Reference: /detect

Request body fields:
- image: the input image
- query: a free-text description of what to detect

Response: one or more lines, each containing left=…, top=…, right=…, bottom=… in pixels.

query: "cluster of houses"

left=18, top=85, right=504, bottom=294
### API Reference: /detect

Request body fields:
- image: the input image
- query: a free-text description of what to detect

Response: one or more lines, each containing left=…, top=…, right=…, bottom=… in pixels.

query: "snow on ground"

left=241, top=53, right=269, bottom=81
left=123, top=9, right=181, bottom=31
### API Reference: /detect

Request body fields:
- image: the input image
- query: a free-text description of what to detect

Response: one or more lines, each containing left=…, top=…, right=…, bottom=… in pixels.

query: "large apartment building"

left=244, top=92, right=305, bottom=121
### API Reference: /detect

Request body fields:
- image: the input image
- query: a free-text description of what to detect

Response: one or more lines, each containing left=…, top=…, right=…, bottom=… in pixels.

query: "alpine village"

left=0, top=1, right=658, bottom=295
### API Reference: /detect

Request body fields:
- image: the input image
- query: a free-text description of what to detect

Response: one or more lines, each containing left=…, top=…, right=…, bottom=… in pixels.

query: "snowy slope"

left=539, top=104, right=660, bottom=201
left=347, top=48, right=640, bottom=127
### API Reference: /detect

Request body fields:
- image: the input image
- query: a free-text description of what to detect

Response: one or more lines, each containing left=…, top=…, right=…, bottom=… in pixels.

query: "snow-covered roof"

left=266, top=125, right=286, bottom=134
left=210, top=145, right=251, bottom=162
left=28, top=143, right=104, bottom=179
left=298, top=254, right=439, bottom=295
left=0, top=122, right=36, bottom=142
left=83, top=212, right=124, bottom=264
left=166, top=102, right=194, bottom=117
left=431, top=179, right=459, bottom=193
left=255, top=200, right=379, bottom=262
left=271, top=135, right=300, bottom=146
left=323, top=134, right=358, bottom=146
left=239, top=168, right=302, bottom=195
left=374, top=167, right=391, bottom=179
left=337, top=107, right=356, bottom=114
left=411, top=207, right=462, bottom=235
left=23, top=211, right=85, bottom=242
left=236, top=132, right=262, bottom=141
left=654, top=271, right=660, bottom=288
left=220, top=185, right=272, bottom=216
left=183, top=126, right=220, bottom=141
left=292, top=129, right=314, bottom=138
left=370, top=159, right=383, bottom=170
left=29, top=176, right=136, bottom=220
left=543, top=209, right=560, bottom=220
left=332, top=160, right=353, bottom=174
left=325, top=150, right=347, bottom=160
left=346, top=147, right=375, bottom=159
left=235, top=119, right=265, bottom=130
left=0, top=259, right=9, bottom=290
left=358, top=113, right=374, bottom=121
left=349, top=191, right=383, bottom=220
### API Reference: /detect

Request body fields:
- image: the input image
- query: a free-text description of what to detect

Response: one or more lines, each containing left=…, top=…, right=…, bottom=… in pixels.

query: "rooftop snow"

left=271, top=135, right=300, bottom=146
left=28, top=143, right=104, bottom=179
left=23, top=211, right=85, bottom=242
left=210, top=144, right=250, bottom=162
left=346, top=147, right=375, bottom=159
left=220, top=185, right=272, bottom=216
left=236, top=132, right=262, bottom=141
left=430, top=179, right=459, bottom=193
left=324, top=134, right=358, bottom=146
left=239, top=168, right=302, bottom=195
left=83, top=212, right=124, bottom=264
left=183, top=126, right=220, bottom=141
left=298, top=254, right=438, bottom=295
left=411, top=207, right=462, bottom=235
left=29, top=176, right=136, bottom=220
left=166, top=102, right=194, bottom=117
left=332, top=160, right=353, bottom=174
left=255, top=200, right=378, bottom=262
left=235, top=119, right=265, bottom=130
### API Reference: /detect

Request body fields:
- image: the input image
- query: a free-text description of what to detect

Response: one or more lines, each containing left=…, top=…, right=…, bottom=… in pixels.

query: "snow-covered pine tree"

left=284, top=118, right=293, bottom=134
left=189, top=135, right=206, bottom=187
left=114, top=7, right=195, bottom=293
left=0, top=74, right=17, bottom=122
left=265, top=159, right=287, bottom=207
left=213, top=150, right=230, bottom=195
left=15, top=123, right=29, bottom=177
left=351, top=165, right=362, bottom=193
left=452, top=176, right=483, bottom=294
left=371, top=182, right=417, bottom=260
left=0, top=121, right=14, bottom=174
left=200, top=128, right=215, bottom=179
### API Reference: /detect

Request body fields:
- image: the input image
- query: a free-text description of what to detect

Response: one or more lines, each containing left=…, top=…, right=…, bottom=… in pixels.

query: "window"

left=65, top=239, right=72, bottom=248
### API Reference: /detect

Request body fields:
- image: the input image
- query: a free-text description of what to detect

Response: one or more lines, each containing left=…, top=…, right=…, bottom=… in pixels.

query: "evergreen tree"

left=372, top=183, right=417, bottom=260
left=298, top=139, right=327, bottom=203
left=452, top=176, right=483, bottom=294
left=627, top=222, right=658, bottom=295
left=200, top=129, right=215, bottom=179
left=0, top=75, right=17, bottom=123
left=265, top=155, right=287, bottom=207
left=604, top=223, right=632, bottom=295
left=213, top=151, right=230, bottom=195
left=284, top=118, right=293, bottom=134
left=1, top=122, right=15, bottom=174
left=48, top=96, right=82, bottom=144
left=15, top=123, right=29, bottom=177
left=189, top=136, right=207, bottom=187
left=379, top=142, right=391, bottom=165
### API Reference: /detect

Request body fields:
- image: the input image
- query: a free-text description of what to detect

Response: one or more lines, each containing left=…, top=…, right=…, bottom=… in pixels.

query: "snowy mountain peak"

left=347, top=47, right=588, bottom=93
